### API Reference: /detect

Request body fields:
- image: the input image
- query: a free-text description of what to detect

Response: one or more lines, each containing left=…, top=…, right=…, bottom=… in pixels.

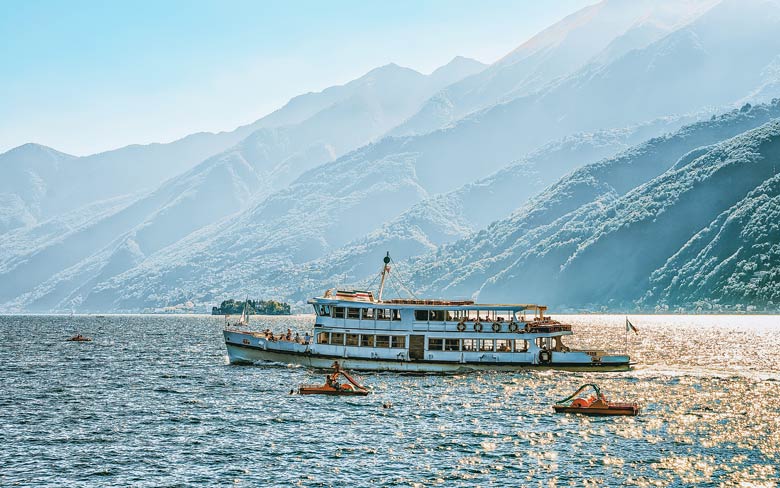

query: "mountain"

left=37, top=0, right=780, bottom=313
left=0, top=59, right=485, bottom=312
left=391, top=0, right=716, bottom=136
left=281, top=115, right=699, bottom=293
left=0, top=144, right=76, bottom=232
left=406, top=101, right=780, bottom=311
left=641, top=173, right=780, bottom=311
left=0, top=57, right=484, bottom=235
left=4, top=0, right=780, bottom=313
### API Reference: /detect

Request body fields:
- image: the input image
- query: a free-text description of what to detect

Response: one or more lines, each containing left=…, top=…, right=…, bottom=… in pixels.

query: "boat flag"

left=626, top=317, right=638, bottom=335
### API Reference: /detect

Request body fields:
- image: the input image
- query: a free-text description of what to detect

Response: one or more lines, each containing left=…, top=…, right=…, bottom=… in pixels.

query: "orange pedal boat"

left=66, top=334, right=92, bottom=342
left=553, top=384, right=639, bottom=416
left=298, top=361, right=369, bottom=396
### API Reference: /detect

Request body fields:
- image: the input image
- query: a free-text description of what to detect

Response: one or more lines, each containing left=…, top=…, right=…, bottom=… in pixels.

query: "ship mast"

left=377, top=252, right=391, bottom=302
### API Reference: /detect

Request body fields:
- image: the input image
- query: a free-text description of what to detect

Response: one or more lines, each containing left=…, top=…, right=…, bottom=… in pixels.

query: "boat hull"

left=552, top=405, right=640, bottom=416
left=298, top=386, right=369, bottom=396
left=224, top=340, right=631, bottom=373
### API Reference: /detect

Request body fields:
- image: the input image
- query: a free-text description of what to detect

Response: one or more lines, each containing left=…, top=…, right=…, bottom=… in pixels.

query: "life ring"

left=473, top=321, right=483, bottom=333
left=508, top=321, right=519, bottom=332
left=538, top=349, right=552, bottom=364
left=491, top=321, right=501, bottom=333
left=457, top=321, right=466, bottom=332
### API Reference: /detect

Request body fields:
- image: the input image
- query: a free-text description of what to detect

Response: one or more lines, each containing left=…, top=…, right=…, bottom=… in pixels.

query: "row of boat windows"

left=317, top=332, right=406, bottom=348
left=314, top=305, right=522, bottom=322
left=315, top=332, right=535, bottom=353
left=315, top=306, right=401, bottom=321
left=430, top=338, right=530, bottom=352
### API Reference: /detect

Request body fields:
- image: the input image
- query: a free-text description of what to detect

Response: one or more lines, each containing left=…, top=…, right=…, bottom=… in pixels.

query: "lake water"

left=1, top=314, right=778, bottom=487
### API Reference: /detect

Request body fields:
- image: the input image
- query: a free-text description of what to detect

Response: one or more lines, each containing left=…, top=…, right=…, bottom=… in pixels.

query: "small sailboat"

left=553, top=384, right=639, bottom=416
left=298, top=361, right=369, bottom=396
left=226, top=299, right=251, bottom=329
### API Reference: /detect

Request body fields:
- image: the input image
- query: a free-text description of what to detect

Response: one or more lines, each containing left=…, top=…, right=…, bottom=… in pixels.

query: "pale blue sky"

left=0, top=1, right=596, bottom=155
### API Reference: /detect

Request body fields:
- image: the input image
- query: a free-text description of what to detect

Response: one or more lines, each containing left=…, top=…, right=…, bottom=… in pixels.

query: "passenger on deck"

left=294, top=332, right=301, bottom=343
left=286, top=329, right=292, bottom=341
left=303, top=332, right=311, bottom=344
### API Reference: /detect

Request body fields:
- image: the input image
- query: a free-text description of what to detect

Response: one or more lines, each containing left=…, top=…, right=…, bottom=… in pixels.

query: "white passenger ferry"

left=223, top=254, right=630, bottom=372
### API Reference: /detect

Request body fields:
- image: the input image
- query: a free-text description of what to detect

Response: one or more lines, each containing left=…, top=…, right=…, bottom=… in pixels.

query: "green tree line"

left=211, top=299, right=291, bottom=315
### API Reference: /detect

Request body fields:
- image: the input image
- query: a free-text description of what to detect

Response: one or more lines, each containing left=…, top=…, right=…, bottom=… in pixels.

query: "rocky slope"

left=407, top=104, right=780, bottom=311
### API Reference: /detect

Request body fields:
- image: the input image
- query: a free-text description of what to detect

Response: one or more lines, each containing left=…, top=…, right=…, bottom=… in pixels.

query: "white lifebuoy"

left=508, top=321, right=519, bottom=332
left=457, top=321, right=466, bottom=332
left=538, top=350, right=552, bottom=364
left=492, top=321, right=501, bottom=333
left=473, top=321, right=483, bottom=332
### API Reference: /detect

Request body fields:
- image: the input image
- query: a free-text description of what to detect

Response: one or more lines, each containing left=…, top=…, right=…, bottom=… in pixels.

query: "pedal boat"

left=66, top=334, right=92, bottom=342
left=553, top=383, right=639, bottom=416
left=298, top=362, right=369, bottom=396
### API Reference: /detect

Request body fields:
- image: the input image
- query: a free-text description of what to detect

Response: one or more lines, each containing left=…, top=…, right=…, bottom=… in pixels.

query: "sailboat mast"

left=377, top=252, right=391, bottom=302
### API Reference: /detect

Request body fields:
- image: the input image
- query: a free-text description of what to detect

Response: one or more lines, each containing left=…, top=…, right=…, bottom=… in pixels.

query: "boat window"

left=536, top=337, right=552, bottom=349
left=333, top=307, right=345, bottom=319
left=430, top=310, right=446, bottom=322
left=414, top=310, right=428, bottom=321
left=391, top=336, right=406, bottom=348
left=479, top=339, right=494, bottom=352
left=375, top=335, right=390, bottom=348
left=316, top=305, right=331, bottom=316
left=330, top=333, right=345, bottom=345
left=317, top=332, right=329, bottom=344
left=391, top=309, right=401, bottom=321
left=360, top=335, right=374, bottom=347
left=362, top=308, right=374, bottom=320
left=496, top=339, right=511, bottom=352
left=428, top=338, right=443, bottom=351
left=347, top=308, right=360, bottom=320
left=462, top=339, right=477, bottom=351
left=346, top=334, right=359, bottom=346
left=444, top=338, right=460, bottom=351
left=514, top=339, right=528, bottom=352
left=376, top=309, right=390, bottom=321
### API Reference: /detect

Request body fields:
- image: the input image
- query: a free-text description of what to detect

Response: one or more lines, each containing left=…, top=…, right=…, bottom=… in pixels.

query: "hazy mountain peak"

left=1, top=143, right=75, bottom=162
left=429, top=56, right=487, bottom=84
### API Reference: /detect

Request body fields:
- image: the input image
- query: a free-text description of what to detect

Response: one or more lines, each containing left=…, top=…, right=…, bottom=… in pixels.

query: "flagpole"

left=624, top=316, right=628, bottom=355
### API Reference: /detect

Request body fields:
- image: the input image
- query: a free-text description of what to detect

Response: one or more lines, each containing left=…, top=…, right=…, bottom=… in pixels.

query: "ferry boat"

left=223, top=254, right=630, bottom=372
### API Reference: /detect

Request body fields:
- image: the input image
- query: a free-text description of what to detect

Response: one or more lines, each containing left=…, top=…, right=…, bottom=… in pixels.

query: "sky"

left=0, top=0, right=597, bottom=156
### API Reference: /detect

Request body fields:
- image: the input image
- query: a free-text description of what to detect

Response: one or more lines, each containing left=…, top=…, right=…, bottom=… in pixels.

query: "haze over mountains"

left=2, top=0, right=779, bottom=313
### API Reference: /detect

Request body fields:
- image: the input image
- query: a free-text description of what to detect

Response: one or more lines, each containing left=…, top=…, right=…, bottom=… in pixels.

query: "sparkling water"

left=1, top=314, right=778, bottom=486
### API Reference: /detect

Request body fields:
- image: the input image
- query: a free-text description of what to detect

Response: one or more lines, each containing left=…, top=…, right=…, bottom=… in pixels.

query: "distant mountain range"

left=1, top=0, right=779, bottom=313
